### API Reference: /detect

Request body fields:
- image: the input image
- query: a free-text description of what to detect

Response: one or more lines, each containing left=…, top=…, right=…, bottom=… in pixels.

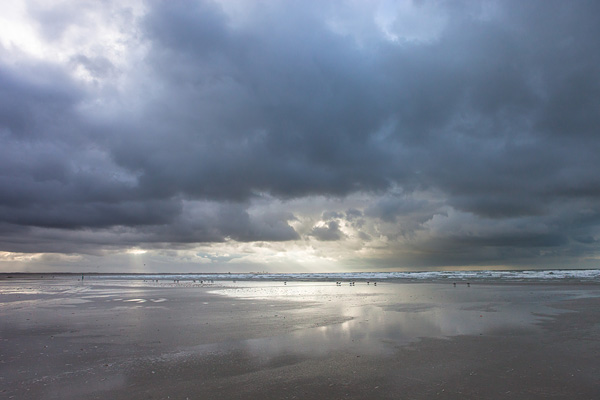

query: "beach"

left=1, top=276, right=599, bottom=399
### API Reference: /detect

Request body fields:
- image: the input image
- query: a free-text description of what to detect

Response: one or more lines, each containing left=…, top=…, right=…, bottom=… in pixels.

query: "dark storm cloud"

left=0, top=203, right=298, bottom=255
left=2, top=0, right=600, bottom=267
left=0, top=62, right=82, bottom=139
left=365, top=195, right=438, bottom=223
left=127, top=0, right=600, bottom=209
left=110, top=0, right=398, bottom=202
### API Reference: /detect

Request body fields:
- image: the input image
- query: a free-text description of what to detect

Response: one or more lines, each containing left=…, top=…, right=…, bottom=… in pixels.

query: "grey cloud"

left=124, top=0, right=600, bottom=214
left=310, top=221, right=345, bottom=242
left=0, top=63, right=82, bottom=139
left=1, top=0, right=600, bottom=269
left=322, top=211, right=344, bottom=220
left=345, top=209, right=363, bottom=220
left=574, top=236, right=597, bottom=245
left=116, top=0, right=398, bottom=202
left=365, top=195, right=435, bottom=223
left=431, top=227, right=568, bottom=250
left=0, top=202, right=299, bottom=255
left=341, top=208, right=365, bottom=229
left=27, top=1, right=82, bottom=40
left=357, top=231, right=372, bottom=242
left=70, top=55, right=117, bottom=79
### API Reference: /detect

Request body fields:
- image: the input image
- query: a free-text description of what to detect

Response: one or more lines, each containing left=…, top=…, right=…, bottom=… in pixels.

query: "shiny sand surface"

left=1, top=277, right=600, bottom=399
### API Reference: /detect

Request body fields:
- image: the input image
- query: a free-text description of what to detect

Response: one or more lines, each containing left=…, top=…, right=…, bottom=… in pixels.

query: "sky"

left=1, top=0, right=600, bottom=273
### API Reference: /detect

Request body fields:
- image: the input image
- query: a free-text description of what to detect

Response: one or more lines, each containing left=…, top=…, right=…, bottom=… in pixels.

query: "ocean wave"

left=89, top=269, right=600, bottom=283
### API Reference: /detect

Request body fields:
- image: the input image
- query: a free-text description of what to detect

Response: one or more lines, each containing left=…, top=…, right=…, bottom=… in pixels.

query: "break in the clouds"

left=1, top=0, right=600, bottom=272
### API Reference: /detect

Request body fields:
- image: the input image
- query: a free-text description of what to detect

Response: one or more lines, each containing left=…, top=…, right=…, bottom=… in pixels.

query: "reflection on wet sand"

left=207, top=282, right=569, bottom=359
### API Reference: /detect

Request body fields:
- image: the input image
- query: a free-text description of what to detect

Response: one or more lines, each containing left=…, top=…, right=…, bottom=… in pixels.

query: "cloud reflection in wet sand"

left=209, top=283, right=569, bottom=359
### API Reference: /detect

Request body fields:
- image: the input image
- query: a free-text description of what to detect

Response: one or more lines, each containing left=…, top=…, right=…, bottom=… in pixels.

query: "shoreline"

left=3, top=268, right=600, bottom=285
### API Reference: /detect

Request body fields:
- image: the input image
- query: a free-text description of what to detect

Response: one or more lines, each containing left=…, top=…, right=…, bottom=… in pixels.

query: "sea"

left=77, top=269, right=600, bottom=283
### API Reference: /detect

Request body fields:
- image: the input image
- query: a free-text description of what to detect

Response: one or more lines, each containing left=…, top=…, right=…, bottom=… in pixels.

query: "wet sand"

left=1, top=277, right=599, bottom=399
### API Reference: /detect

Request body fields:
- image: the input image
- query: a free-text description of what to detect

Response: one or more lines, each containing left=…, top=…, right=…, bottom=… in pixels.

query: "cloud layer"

left=1, top=0, right=600, bottom=271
